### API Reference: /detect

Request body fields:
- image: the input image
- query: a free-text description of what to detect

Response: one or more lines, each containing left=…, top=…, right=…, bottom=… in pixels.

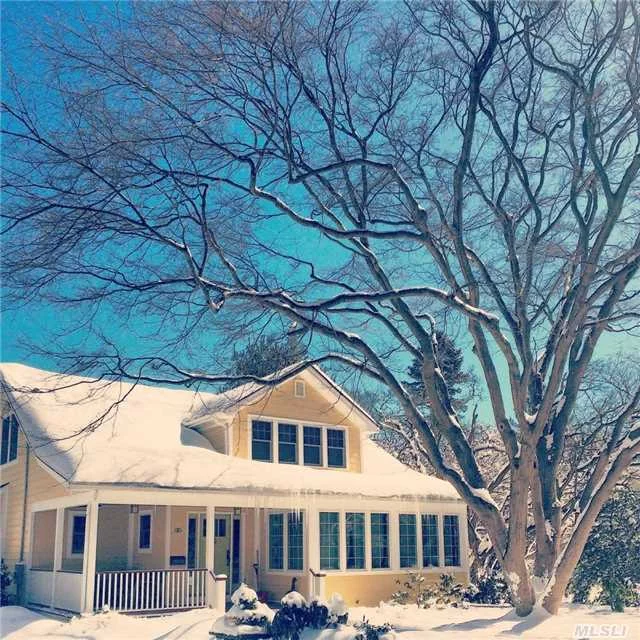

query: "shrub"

left=0, top=561, right=13, bottom=606
left=570, top=487, right=640, bottom=612
left=391, top=572, right=465, bottom=608
left=463, top=570, right=510, bottom=605
left=270, top=592, right=309, bottom=640
left=353, top=616, right=394, bottom=640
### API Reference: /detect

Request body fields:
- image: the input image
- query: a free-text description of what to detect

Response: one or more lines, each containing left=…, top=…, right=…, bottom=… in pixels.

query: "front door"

left=187, top=512, right=206, bottom=569
left=213, top=514, right=241, bottom=594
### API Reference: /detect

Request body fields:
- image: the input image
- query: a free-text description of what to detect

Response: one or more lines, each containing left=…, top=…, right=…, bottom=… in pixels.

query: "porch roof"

left=0, top=362, right=460, bottom=501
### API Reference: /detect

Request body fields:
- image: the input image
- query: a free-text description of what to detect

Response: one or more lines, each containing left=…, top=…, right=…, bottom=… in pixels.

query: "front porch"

left=25, top=494, right=319, bottom=615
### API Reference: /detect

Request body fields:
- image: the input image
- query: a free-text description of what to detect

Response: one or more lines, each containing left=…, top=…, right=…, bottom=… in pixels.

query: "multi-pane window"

left=421, top=514, right=440, bottom=567
left=370, top=513, right=389, bottom=569
left=287, top=512, right=304, bottom=570
left=319, top=512, right=340, bottom=570
left=345, top=512, right=365, bottom=569
left=269, top=513, right=284, bottom=570
left=326, top=429, right=346, bottom=468
left=252, top=420, right=272, bottom=462
left=303, top=426, right=322, bottom=466
left=138, top=513, right=152, bottom=550
left=278, top=423, right=298, bottom=464
left=70, top=514, right=86, bottom=555
left=1, top=415, right=19, bottom=465
left=443, top=515, right=461, bottom=566
left=399, top=514, right=418, bottom=568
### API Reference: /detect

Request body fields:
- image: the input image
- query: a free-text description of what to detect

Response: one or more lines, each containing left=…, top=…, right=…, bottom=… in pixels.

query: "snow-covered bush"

left=353, top=616, right=395, bottom=640
left=270, top=591, right=309, bottom=640
left=271, top=591, right=350, bottom=639
left=570, top=487, right=640, bottom=612
left=0, top=560, right=13, bottom=606
left=463, top=570, right=511, bottom=605
left=391, top=572, right=465, bottom=608
left=210, top=584, right=274, bottom=639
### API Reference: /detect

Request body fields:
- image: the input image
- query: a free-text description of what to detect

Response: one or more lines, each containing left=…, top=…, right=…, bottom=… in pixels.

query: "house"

left=0, top=362, right=468, bottom=615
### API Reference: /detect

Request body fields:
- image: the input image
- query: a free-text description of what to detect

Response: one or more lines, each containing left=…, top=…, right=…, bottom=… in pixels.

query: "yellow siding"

left=324, top=571, right=468, bottom=607
left=0, top=426, right=69, bottom=574
left=229, top=377, right=363, bottom=472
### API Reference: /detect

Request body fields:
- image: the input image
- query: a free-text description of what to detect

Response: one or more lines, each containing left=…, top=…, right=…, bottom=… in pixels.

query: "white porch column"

left=51, top=507, right=64, bottom=607
left=81, top=502, right=99, bottom=614
left=307, top=507, right=322, bottom=598
left=205, top=505, right=226, bottom=610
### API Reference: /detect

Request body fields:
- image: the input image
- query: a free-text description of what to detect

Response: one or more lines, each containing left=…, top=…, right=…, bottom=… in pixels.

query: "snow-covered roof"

left=0, top=362, right=460, bottom=501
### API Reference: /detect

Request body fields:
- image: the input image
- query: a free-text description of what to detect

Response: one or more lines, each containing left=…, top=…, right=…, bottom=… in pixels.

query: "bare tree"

left=2, top=0, right=639, bottom=616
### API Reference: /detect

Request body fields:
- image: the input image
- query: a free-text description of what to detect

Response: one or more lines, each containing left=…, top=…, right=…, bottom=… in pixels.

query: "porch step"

left=27, top=604, right=76, bottom=620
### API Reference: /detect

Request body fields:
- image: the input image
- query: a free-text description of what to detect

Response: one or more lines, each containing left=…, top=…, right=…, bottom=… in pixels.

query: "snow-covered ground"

left=1, top=603, right=638, bottom=639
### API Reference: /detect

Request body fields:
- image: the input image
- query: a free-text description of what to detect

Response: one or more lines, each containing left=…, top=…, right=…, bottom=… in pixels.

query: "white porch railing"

left=94, top=569, right=208, bottom=613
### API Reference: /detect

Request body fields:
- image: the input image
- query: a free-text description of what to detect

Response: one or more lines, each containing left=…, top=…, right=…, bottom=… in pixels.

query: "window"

left=287, top=512, right=304, bottom=570
left=345, top=512, right=365, bottom=570
left=70, top=513, right=86, bottom=556
left=269, top=513, right=284, bottom=570
left=399, top=514, right=418, bottom=568
left=214, top=518, right=227, bottom=537
left=1, top=415, right=18, bottom=465
left=278, top=423, right=298, bottom=464
left=294, top=380, right=306, bottom=398
left=370, top=513, right=389, bottom=569
left=138, top=513, right=152, bottom=550
left=252, top=420, right=272, bottom=462
left=319, top=512, right=340, bottom=570
left=421, top=514, right=440, bottom=567
left=326, top=428, right=345, bottom=468
left=443, top=515, right=461, bottom=567
left=303, top=426, right=322, bottom=466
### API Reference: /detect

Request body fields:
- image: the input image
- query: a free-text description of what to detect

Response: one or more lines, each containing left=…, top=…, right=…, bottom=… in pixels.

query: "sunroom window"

left=319, top=512, right=340, bottom=570
left=421, top=514, right=440, bottom=567
left=370, top=512, right=389, bottom=569
left=399, top=514, right=418, bottom=568
left=443, top=514, right=461, bottom=567
left=346, top=512, right=365, bottom=569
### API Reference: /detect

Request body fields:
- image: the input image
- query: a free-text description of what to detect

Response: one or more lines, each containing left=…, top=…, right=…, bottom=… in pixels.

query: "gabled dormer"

left=184, top=365, right=378, bottom=473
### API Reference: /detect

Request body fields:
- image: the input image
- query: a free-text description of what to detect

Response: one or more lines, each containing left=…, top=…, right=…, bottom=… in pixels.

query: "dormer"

left=184, top=366, right=378, bottom=473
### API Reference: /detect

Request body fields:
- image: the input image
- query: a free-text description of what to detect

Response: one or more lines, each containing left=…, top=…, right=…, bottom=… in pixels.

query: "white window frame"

left=266, top=510, right=306, bottom=575
left=318, top=510, right=342, bottom=572
left=137, top=510, right=153, bottom=553
left=250, top=419, right=274, bottom=462
left=66, top=510, right=86, bottom=558
left=247, top=415, right=349, bottom=469
left=443, top=513, right=462, bottom=568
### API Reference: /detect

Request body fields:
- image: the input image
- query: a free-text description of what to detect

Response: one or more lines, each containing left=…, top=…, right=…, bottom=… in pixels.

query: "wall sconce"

left=130, top=505, right=139, bottom=514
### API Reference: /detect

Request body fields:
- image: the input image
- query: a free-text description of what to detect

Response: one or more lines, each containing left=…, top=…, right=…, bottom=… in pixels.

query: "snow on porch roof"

left=0, top=362, right=460, bottom=501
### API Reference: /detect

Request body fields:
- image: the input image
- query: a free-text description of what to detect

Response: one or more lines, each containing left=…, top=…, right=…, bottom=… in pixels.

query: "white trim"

left=137, top=510, right=153, bottom=553
left=164, top=505, right=172, bottom=569
left=0, top=486, right=7, bottom=560
left=81, top=501, right=99, bottom=613
left=127, top=512, right=134, bottom=568
left=247, top=414, right=349, bottom=470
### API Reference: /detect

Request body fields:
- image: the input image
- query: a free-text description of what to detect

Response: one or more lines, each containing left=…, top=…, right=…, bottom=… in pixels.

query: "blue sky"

left=0, top=1, right=629, bottom=424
